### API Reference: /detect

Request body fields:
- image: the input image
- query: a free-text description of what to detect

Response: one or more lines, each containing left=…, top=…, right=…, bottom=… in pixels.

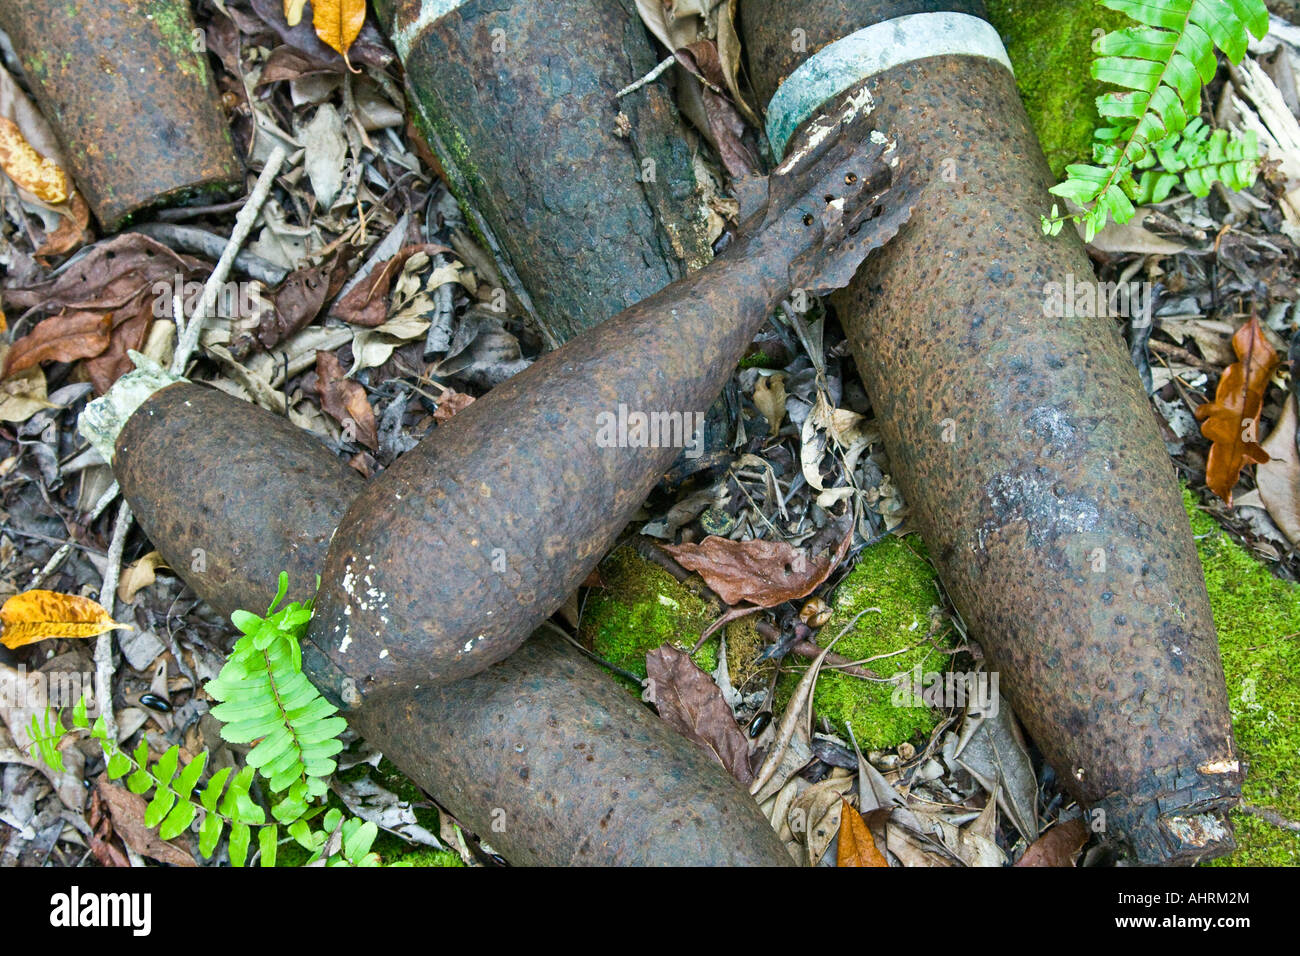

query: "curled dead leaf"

left=117, top=551, right=167, bottom=604
left=662, top=513, right=851, bottom=607
left=645, top=643, right=753, bottom=785
left=1, top=589, right=129, bottom=649
left=315, top=349, right=378, bottom=449
left=3, top=311, right=112, bottom=378
left=1195, top=316, right=1280, bottom=504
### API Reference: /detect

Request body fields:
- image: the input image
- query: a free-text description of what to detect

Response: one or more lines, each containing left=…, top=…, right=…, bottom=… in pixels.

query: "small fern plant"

left=1042, top=0, right=1270, bottom=240
left=29, top=574, right=381, bottom=867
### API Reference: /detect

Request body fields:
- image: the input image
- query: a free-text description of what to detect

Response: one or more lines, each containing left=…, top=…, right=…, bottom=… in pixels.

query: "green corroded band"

left=393, top=0, right=468, bottom=60
left=765, top=11, right=1013, bottom=158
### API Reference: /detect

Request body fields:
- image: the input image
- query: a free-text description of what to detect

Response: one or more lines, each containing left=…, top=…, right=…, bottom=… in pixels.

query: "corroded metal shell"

left=306, top=114, right=917, bottom=697
left=741, top=0, right=1241, bottom=864
left=115, top=382, right=792, bottom=866
left=376, top=0, right=714, bottom=346
left=0, top=0, right=242, bottom=229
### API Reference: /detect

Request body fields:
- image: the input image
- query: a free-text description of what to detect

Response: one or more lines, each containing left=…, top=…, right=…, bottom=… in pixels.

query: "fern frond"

left=1045, top=0, right=1269, bottom=239
left=24, top=575, right=384, bottom=868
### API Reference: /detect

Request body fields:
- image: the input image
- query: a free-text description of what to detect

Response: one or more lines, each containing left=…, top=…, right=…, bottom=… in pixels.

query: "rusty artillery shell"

left=111, top=381, right=792, bottom=866
left=374, top=0, right=713, bottom=346
left=308, top=110, right=918, bottom=697
left=0, top=0, right=242, bottom=229
left=741, top=0, right=1242, bottom=863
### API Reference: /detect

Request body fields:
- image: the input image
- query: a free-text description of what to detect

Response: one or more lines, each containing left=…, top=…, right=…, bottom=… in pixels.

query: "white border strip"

left=394, top=0, right=469, bottom=61
left=766, top=12, right=1013, bottom=158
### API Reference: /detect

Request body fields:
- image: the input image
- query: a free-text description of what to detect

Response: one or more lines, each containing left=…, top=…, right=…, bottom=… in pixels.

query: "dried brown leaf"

left=94, top=779, right=196, bottom=867
left=331, top=243, right=450, bottom=327
left=3, top=311, right=111, bottom=378
left=433, top=388, right=476, bottom=424
left=1195, top=316, right=1281, bottom=504
left=1015, top=816, right=1089, bottom=867
left=1258, top=394, right=1300, bottom=546
left=645, top=643, right=753, bottom=784
left=662, top=516, right=851, bottom=607
left=315, top=349, right=378, bottom=449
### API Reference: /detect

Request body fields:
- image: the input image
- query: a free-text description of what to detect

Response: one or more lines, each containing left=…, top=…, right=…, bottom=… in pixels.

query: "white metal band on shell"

left=766, top=12, right=1013, bottom=159
left=394, top=0, right=469, bottom=61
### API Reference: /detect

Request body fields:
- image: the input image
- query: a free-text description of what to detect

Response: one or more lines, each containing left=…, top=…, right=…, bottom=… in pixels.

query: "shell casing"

left=114, top=382, right=793, bottom=866
left=740, top=0, right=1242, bottom=864
left=0, top=0, right=242, bottom=229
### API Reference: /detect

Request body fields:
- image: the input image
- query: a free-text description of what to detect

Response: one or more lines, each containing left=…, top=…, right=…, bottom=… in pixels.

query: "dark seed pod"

left=109, top=382, right=792, bottom=866
left=138, top=693, right=172, bottom=714
left=741, top=0, right=1242, bottom=864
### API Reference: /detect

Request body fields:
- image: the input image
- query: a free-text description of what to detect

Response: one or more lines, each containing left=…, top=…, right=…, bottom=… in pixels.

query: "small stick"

left=616, top=56, right=676, bottom=98
left=172, top=146, right=287, bottom=375
left=93, top=499, right=133, bottom=743
left=30, top=480, right=122, bottom=588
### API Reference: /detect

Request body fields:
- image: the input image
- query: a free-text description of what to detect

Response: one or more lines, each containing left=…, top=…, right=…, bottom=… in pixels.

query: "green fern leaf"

left=229, top=821, right=251, bottom=867
left=1047, top=0, right=1269, bottom=236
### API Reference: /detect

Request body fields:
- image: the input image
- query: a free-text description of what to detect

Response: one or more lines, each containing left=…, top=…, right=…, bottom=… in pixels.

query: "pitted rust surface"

left=309, top=112, right=919, bottom=695
left=114, top=382, right=792, bottom=866
left=742, top=0, right=1241, bottom=864
left=116, top=383, right=362, bottom=617
left=382, top=0, right=712, bottom=346
left=0, top=0, right=242, bottom=229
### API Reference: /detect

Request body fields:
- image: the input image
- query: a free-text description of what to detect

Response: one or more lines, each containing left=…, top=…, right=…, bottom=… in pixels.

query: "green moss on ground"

left=387, top=849, right=465, bottom=867
left=985, top=0, right=1130, bottom=178
left=581, top=546, right=720, bottom=680
left=1183, top=491, right=1300, bottom=866
left=775, top=536, right=948, bottom=750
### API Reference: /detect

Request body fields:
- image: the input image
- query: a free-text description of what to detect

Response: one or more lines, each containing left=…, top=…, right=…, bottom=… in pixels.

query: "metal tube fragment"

left=376, top=0, right=714, bottom=345
left=0, top=0, right=243, bottom=229
left=740, top=0, right=1241, bottom=863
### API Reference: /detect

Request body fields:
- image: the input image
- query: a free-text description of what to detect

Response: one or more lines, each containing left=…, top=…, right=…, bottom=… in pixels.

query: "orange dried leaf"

left=312, top=0, right=366, bottom=58
left=836, top=800, right=888, bottom=867
left=1194, top=316, right=1280, bottom=504
left=1, top=590, right=128, bottom=649
left=0, top=114, right=70, bottom=203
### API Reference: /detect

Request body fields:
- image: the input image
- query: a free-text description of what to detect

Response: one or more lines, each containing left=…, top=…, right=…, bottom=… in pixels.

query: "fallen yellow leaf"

left=0, top=114, right=70, bottom=204
left=836, top=799, right=889, bottom=867
left=312, top=0, right=366, bottom=58
left=0, top=590, right=129, bottom=649
left=284, top=0, right=308, bottom=27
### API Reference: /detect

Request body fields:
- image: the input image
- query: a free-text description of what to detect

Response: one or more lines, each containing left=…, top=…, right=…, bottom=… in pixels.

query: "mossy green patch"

left=387, top=848, right=465, bottom=867
left=1183, top=490, right=1300, bottom=866
left=580, top=546, right=719, bottom=681
left=776, top=535, right=948, bottom=750
left=985, top=0, right=1130, bottom=179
